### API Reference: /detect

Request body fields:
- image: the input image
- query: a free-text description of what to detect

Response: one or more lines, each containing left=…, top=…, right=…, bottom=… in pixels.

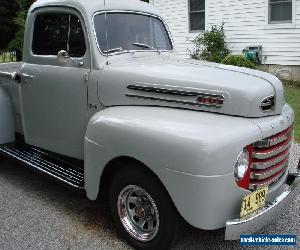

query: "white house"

left=142, top=0, right=300, bottom=81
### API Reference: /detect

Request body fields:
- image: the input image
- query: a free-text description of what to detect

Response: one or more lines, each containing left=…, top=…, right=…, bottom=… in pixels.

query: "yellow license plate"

left=240, top=186, right=269, bottom=218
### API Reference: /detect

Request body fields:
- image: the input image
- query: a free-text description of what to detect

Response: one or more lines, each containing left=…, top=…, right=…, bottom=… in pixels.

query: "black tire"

left=109, top=163, right=179, bottom=250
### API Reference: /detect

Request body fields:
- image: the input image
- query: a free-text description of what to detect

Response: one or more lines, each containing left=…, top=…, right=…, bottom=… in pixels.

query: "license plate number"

left=240, top=186, right=268, bottom=218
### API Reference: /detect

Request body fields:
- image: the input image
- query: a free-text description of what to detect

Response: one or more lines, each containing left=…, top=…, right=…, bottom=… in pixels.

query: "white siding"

left=151, top=0, right=300, bottom=65
left=150, top=0, right=194, bottom=56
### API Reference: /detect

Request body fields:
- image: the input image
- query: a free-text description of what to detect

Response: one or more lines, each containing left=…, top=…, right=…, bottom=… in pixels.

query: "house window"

left=269, top=0, right=292, bottom=23
left=189, top=0, right=205, bottom=31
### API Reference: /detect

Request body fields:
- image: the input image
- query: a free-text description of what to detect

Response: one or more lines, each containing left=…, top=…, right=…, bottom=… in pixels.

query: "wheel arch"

left=99, top=156, right=172, bottom=201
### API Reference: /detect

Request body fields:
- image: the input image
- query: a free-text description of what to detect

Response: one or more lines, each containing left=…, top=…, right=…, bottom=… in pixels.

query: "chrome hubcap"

left=117, top=185, right=159, bottom=242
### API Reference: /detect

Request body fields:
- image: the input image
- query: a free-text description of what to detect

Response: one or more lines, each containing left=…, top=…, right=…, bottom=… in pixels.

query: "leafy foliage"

left=221, top=55, right=255, bottom=69
left=191, top=24, right=230, bottom=63
left=0, top=0, right=19, bottom=49
left=8, top=10, right=27, bottom=53
left=7, top=0, right=35, bottom=58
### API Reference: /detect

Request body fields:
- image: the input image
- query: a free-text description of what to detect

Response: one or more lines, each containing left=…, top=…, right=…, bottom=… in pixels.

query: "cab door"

left=20, top=9, right=91, bottom=159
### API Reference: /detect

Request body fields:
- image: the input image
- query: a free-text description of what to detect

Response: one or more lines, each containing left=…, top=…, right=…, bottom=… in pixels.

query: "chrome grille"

left=249, top=126, right=293, bottom=190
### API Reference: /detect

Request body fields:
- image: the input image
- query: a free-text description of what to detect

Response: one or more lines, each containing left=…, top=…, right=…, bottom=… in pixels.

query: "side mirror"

left=57, top=50, right=84, bottom=66
left=57, top=50, right=69, bottom=64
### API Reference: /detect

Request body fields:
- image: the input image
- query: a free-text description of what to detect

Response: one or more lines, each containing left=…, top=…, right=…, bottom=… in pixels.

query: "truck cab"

left=0, top=0, right=299, bottom=249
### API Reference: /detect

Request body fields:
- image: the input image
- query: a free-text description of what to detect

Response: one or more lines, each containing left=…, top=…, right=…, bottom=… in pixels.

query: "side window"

left=152, top=19, right=172, bottom=50
left=69, top=15, right=86, bottom=57
left=32, top=13, right=86, bottom=57
left=32, top=14, right=69, bottom=55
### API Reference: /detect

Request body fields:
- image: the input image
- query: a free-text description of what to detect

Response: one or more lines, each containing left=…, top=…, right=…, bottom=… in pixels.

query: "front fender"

left=0, top=86, right=15, bottom=144
left=84, top=106, right=262, bottom=200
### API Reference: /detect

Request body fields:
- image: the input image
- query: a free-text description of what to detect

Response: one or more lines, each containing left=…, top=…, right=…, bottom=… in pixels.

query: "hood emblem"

left=126, top=84, right=224, bottom=108
left=197, top=95, right=224, bottom=106
left=260, top=96, right=275, bottom=112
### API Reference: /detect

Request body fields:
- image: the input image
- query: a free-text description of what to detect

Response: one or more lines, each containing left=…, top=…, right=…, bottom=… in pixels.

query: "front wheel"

left=109, top=164, right=179, bottom=250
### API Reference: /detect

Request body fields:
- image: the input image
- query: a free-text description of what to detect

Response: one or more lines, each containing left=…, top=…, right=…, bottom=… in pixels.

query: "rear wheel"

left=109, top=164, right=179, bottom=250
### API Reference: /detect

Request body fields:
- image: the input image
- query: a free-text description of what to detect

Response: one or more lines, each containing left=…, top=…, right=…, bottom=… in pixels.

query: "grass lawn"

left=284, top=85, right=300, bottom=142
left=0, top=52, right=16, bottom=63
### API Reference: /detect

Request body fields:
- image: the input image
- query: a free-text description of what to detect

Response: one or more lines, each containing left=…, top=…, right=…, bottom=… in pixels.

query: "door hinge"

left=85, top=72, right=90, bottom=82
left=88, top=104, right=98, bottom=110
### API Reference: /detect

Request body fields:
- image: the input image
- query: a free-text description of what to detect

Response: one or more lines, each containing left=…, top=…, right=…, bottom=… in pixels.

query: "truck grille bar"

left=249, top=126, right=293, bottom=190
left=252, top=140, right=292, bottom=160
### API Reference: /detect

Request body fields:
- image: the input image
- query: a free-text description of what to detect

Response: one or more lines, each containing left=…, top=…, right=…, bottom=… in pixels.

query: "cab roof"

left=30, top=0, right=161, bottom=18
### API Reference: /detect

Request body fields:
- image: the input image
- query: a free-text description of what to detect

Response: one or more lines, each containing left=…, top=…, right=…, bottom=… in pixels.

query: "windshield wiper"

left=103, top=47, right=135, bottom=55
left=103, top=47, right=124, bottom=54
left=132, top=43, right=161, bottom=54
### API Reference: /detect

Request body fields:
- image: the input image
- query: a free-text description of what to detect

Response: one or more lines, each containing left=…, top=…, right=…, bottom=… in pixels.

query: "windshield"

left=94, top=13, right=173, bottom=54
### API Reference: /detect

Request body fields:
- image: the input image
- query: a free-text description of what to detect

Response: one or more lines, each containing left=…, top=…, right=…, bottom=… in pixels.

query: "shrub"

left=191, top=24, right=230, bottom=63
left=7, top=0, right=35, bottom=60
left=221, top=55, right=255, bottom=69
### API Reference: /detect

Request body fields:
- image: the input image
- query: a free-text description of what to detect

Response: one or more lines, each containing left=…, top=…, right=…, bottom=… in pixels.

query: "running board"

left=0, top=143, right=85, bottom=190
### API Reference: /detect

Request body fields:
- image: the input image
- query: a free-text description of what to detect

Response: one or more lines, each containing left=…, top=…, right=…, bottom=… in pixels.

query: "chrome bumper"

left=225, top=173, right=300, bottom=240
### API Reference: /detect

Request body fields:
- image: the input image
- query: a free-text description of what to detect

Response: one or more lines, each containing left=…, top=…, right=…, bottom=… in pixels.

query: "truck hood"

left=99, top=54, right=284, bottom=117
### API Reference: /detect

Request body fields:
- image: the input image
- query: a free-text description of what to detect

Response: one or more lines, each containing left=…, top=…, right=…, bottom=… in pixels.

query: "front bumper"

left=225, top=173, right=300, bottom=240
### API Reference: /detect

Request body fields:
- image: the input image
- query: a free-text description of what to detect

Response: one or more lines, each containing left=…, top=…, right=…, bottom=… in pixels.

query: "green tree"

left=0, top=0, right=19, bottom=49
left=8, top=0, right=35, bottom=57
left=191, top=24, right=230, bottom=63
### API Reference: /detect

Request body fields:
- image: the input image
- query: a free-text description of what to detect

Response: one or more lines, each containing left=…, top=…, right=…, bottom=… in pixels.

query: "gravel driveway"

left=0, top=144, right=299, bottom=250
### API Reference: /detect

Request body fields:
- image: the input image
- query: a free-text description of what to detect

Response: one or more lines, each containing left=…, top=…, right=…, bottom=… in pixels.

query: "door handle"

left=21, top=73, right=34, bottom=83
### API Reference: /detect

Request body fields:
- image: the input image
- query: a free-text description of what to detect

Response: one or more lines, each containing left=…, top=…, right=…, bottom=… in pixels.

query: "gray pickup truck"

left=0, top=0, right=299, bottom=249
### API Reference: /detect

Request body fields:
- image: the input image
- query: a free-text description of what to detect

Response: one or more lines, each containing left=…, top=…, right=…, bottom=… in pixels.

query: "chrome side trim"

left=127, top=84, right=225, bottom=99
left=125, top=93, right=223, bottom=108
left=252, top=140, right=292, bottom=160
left=225, top=174, right=300, bottom=240
left=127, top=84, right=199, bottom=96
left=126, top=84, right=225, bottom=108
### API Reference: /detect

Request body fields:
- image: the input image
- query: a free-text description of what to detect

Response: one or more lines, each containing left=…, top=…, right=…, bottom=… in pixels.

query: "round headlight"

left=234, top=148, right=250, bottom=181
